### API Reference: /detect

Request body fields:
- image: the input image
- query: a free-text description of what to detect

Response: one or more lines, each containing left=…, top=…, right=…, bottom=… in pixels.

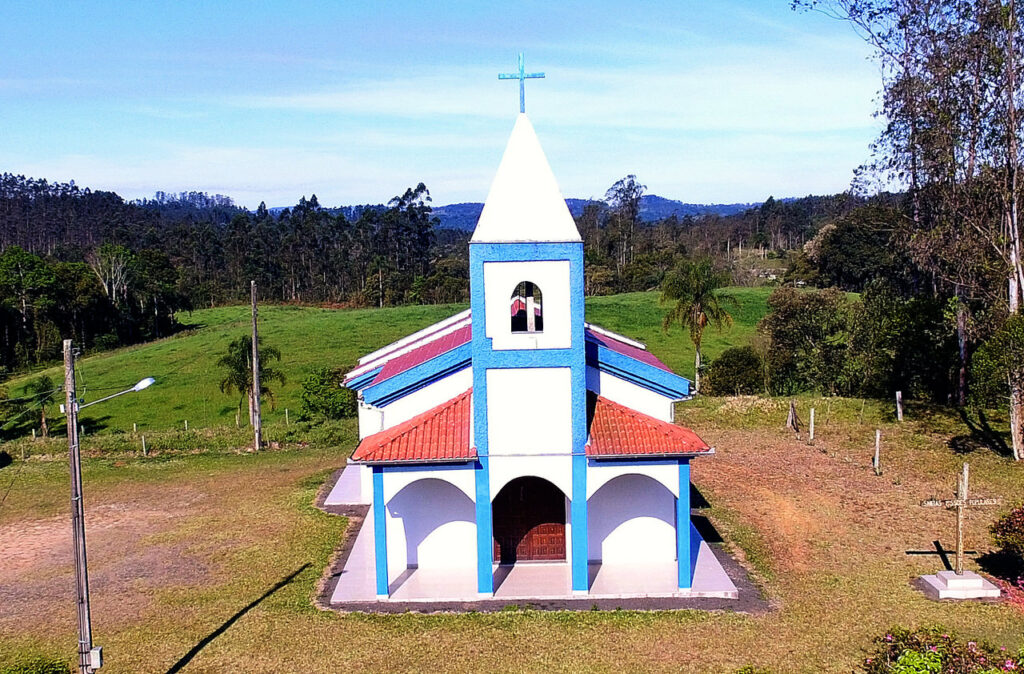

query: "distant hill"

left=432, top=195, right=760, bottom=231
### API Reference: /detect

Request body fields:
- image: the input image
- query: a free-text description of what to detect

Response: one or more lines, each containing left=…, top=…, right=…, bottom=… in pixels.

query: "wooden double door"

left=492, top=476, right=566, bottom=564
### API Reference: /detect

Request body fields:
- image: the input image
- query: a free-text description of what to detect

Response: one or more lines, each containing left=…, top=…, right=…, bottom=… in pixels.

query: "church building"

left=327, top=113, right=736, bottom=603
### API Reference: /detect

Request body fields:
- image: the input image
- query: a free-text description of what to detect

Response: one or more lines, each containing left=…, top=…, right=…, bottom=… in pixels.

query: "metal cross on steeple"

left=499, top=53, right=545, bottom=114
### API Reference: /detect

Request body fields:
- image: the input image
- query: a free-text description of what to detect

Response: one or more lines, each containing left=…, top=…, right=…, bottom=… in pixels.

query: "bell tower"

left=469, top=113, right=588, bottom=594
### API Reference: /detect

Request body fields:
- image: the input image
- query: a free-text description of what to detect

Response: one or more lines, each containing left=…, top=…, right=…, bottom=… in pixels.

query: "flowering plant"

left=863, top=628, right=1022, bottom=673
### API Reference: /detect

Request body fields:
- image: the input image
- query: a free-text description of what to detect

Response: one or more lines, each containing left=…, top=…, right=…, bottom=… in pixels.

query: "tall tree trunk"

left=1007, top=0, right=1024, bottom=460
left=956, top=292, right=967, bottom=407
left=694, top=345, right=702, bottom=393
left=40, top=407, right=47, bottom=438
left=1012, top=374, right=1024, bottom=461
left=248, top=389, right=256, bottom=428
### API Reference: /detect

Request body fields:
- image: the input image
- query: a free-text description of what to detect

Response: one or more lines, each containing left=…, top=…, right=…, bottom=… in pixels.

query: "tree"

left=605, top=175, right=646, bottom=274
left=300, top=367, right=356, bottom=421
left=759, top=287, right=852, bottom=395
left=87, top=243, right=134, bottom=306
left=217, top=335, right=285, bottom=427
left=703, top=346, right=765, bottom=396
left=661, top=258, right=737, bottom=391
left=23, top=375, right=57, bottom=437
left=794, top=0, right=1024, bottom=458
left=971, top=314, right=1024, bottom=460
left=0, top=246, right=55, bottom=337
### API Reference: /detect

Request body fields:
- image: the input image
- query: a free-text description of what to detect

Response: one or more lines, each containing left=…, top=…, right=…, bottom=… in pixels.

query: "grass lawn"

left=4, top=287, right=770, bottom=437
left=1, top=399, right=1022, bottom=672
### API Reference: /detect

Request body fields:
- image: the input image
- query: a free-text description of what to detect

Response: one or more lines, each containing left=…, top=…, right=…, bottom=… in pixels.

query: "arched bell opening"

left=510, top=281, right=543, bottom=333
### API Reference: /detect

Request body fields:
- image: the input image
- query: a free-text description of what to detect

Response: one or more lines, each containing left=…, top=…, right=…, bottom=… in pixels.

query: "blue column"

left=571, top=453, right=588, bottom=591
left=475, top=457, right=494, bottom=594
left=372, top=466, right=388, bottom=597
left=677, top=459, right=692, bottom=589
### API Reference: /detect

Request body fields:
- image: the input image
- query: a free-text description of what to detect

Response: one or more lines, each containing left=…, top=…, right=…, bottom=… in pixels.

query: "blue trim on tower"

left=676, top=459, right=692, bottom=589
left=372, top=466, right=389, bottom=597
left=470, top=240, right=588, bottom=592
left=475, top=456, right=493, bottom=593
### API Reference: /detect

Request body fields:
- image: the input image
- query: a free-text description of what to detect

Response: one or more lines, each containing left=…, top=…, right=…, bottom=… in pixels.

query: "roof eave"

left=587, top=447, right=716, bottom=460
left=348, top=455, right=478, bottom=466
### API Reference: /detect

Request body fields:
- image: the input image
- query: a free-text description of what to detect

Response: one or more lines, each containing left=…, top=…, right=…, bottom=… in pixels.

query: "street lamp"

left=62, top=340, right=155, bottom=674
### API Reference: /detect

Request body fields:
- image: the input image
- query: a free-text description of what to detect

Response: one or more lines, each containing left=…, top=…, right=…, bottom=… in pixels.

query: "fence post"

left=873, top=430, right=882, bottom=476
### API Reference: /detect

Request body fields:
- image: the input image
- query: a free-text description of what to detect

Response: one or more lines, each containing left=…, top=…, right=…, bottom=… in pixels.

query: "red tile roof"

left=351, top=389, right=475, bottom=463
left=586, top=395, right=711, bottom=458
left=370, top=324, right=471, bottom=385
left=585, top=329, right=671, bottom=372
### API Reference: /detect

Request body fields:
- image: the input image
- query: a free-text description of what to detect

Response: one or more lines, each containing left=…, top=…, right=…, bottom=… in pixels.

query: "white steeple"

left=471, top=114, right=582, bottom=244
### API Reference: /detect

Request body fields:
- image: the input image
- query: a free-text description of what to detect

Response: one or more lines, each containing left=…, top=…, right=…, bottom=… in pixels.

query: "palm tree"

left=217, top=335, right=286, bottom=427
left=661, top=258, right=737, bottom=392
left=23, top=375, right=58, bottom=437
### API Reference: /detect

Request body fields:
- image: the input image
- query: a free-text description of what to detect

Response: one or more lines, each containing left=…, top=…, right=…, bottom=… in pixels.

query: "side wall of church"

left=584, top=366, right=677, bottom=423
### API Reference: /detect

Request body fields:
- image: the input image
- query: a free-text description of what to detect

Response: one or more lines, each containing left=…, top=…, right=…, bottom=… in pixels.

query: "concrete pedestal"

left=918, top=570, right=1001, bottom=600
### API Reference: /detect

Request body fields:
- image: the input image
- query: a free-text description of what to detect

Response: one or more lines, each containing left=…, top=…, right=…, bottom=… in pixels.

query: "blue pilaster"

left=474, top=456, right=494, bottom=593
left=372, top=466, right=388, bottom=597
left=571, top=452, right=588, bottom=591
left=677, top=459, right=692, bottom=589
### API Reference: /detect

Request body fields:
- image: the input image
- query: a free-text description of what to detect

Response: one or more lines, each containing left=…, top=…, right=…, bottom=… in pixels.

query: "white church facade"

left=327, top=114, right=736, bottom=603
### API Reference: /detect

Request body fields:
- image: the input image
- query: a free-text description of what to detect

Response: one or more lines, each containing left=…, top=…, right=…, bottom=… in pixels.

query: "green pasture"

left=6, top=288, right=773, bottom=435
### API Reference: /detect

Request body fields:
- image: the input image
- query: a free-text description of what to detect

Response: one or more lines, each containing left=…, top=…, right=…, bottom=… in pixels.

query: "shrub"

left=862, top=627, right=1022, bottom=673
left=992, top=505, right=1024, bottom=560
left=0, top=653, right=70, bottom=674
left=300, top=367, right=356, bottom=421
left=703, top=346, right=764, bottom=396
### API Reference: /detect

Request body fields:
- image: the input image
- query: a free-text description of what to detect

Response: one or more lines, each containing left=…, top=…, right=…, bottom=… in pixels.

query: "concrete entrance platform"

left=328, top=511, right=739, bottom=607
left=324, top=463, right=365, bottom=506
left=918, top=570, right=1001, bottom=600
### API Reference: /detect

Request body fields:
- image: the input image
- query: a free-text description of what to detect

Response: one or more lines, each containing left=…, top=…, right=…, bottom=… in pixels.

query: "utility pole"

left=251, top=280, right=262, bottom=451
left=64, top=339, right=100, bottom=673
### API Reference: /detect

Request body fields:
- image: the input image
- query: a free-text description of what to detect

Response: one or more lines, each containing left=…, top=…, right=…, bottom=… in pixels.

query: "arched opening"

left=387, top=478, right=476, bottom=571
left=492, top=476, right=565, bottom=564
left=587, top=474, right=675, bottom=563
left=510, top=281, right=543, bottom=333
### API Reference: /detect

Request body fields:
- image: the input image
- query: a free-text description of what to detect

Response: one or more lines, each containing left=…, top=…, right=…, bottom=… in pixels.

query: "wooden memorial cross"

left=920, top=463, right=1001, bottom=575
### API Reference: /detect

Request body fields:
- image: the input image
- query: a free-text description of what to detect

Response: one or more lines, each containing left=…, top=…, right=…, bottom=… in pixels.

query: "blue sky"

left=0, top=1, right=880, bottom=209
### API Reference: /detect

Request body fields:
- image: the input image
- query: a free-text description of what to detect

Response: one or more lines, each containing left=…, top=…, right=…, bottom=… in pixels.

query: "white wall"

left=587, top=474, right=676, bottom=563
left=483, top=260, right=571, bottom=350
left=489, top=455, right=573, bottom=502
left=383, top=476, right=477, bottom=575
left=585, top=366, right=675, bottom=423
left=586, top=461, right=679, bottom=498
left=357, top=398, right=384, bottom=439
left=381, top=369, right=472, bottom=431
left=487, top=368, right=572, bottom=455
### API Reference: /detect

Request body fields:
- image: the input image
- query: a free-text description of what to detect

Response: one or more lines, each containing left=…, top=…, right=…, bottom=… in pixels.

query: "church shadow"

left=690, top=483, right=710, bottom=510
left=165, top=563, right=310, bottom=674
left=690, top=514, right=724, bottom=544
left=952, top=408, right=1011, bottom=457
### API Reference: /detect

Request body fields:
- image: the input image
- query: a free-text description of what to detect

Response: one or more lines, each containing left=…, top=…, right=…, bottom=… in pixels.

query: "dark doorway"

left=492, top=476, right=566, bottom=564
